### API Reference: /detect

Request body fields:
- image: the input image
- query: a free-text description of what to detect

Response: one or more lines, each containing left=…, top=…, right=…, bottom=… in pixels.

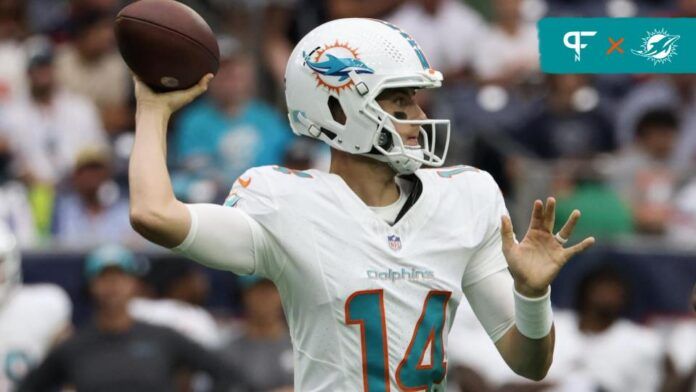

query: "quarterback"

left=129, top=19, right=594, bottom=391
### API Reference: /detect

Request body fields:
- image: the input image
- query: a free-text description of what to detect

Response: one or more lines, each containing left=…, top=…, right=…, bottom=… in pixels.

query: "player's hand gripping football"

left=501, top=198, right=595, bottom=297
left=134, top=73, right=214, bottom=116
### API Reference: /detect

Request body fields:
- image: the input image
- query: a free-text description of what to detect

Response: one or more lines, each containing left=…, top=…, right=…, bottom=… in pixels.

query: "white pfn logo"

left=564, top=31, right=597, bottom=62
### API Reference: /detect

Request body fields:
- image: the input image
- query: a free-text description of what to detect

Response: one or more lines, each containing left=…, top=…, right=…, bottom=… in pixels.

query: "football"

left=114, top=0, right=219, bottom=92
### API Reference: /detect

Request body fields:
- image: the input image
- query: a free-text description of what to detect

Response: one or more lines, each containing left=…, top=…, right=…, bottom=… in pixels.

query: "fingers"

left=197, top=73, right=214, bottom=91
left=528, top=199, right=544, bottom=230
left=133, top=75, right=158, bottom=104
left=563, top=236, right=595, bottom=259
left=558, top=209, right=581, bottom=240
left=543, top=197, right=556, bottom=232
left=183, top=73, right=214, bottom=100
left=500, top=215, right=515, bottom=253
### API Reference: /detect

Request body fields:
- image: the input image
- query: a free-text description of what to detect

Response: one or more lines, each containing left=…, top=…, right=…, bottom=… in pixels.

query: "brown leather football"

left=114, top=0, right=219, bottom=92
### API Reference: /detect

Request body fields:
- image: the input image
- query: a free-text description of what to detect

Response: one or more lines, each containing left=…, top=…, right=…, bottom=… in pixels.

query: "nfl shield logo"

left=387, top=235, right=402, bottom=251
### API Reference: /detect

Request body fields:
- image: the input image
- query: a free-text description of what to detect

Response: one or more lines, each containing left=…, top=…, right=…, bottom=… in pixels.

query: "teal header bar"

left=538, top=18, right=696, bottom=73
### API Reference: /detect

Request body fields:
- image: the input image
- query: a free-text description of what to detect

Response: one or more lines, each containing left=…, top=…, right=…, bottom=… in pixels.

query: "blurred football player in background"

left=129, top=18, right=594, bottom=390
left=20, top=244, right=230, bottom=391
left=553, top=266, right=662, bottom=392
left=131, top=255, right=220, bottom=349
left=448, top=264, right=664, bottom=392
left=0, top=221, right=72, bottom=391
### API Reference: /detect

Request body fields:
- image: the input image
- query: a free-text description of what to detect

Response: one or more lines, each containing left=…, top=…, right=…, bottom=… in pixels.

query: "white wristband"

left=514, top=286, right=553, bottom=339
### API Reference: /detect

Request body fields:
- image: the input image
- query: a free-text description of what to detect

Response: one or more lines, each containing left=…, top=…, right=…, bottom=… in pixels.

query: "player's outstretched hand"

left=134, top=73, right=214, bottom=116
left=500, top=197, right=595, bottom=297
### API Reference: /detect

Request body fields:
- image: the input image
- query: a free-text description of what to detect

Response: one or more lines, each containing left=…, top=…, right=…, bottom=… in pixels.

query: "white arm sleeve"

left=463, top=268, right=516, bottom=342
left=172, top=203, right=268, bottom=276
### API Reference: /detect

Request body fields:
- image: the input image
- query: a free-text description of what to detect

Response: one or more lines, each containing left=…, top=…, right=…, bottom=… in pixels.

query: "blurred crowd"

left=0, top=0, right=694, bottom=390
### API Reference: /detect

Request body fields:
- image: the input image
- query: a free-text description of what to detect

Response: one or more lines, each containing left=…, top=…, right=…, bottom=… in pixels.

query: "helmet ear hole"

left=327, top=96, right=346, bottom=125
left=378, top=130, right=393, bottom=149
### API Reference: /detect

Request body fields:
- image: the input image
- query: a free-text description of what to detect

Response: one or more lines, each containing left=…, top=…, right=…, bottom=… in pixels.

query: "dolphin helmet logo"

left=632, top=29, right=680, bottom=65
left=303, top=41, right=374, bottom=93
left=305, top=54, right=374, bottom=81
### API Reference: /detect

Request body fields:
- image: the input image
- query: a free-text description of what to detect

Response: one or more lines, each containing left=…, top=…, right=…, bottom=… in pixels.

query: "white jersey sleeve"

left=460, top=171, right=511, bottom=288
left=174, top=203, right=264, bottom=275
left=173, top=167, right=284, bottom=278
left=462, top=269, right=515, bottom=342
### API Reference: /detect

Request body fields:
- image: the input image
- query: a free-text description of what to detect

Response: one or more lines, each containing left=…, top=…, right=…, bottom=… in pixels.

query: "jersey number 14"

left=345, top=289, right=451, bottom=391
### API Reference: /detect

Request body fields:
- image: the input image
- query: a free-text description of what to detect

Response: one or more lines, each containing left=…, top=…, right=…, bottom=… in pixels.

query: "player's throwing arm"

left=128, top=75, right=213, bottom=248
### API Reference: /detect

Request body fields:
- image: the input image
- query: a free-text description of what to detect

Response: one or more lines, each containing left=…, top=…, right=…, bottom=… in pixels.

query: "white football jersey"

left=224, top=165, right=509, bottom=392
left=0, top=284, right=71, bottom=390
left=129, top=298, right=221, bottom=348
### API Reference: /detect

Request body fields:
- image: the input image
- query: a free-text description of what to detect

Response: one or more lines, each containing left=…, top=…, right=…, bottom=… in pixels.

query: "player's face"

left=376, top=88, right=426, bottom=147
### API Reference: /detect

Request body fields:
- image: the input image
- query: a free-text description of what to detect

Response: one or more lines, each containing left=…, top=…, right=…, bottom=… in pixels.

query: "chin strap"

left=363, top=150, right=423, bottom=175
left=393, top=174, right=423, bottom=224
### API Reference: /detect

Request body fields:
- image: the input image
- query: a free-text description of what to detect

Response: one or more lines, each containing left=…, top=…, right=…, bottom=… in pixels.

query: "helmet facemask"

left=362, top=95, right=450, bottom=174
left=356, top=75, right=450, bottom=175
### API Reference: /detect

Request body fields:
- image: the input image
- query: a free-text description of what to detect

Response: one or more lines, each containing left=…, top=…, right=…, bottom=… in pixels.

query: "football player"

left=0, top=222, right=72, bottom=390
left=129, top=18, right=595, bottom=391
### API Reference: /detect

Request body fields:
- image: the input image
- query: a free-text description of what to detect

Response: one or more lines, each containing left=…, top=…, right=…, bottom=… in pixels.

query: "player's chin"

left=404, top=138, right=420, bottom=147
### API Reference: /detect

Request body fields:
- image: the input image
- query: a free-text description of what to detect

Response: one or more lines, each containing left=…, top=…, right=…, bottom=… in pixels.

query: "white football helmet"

left=0, top=221, right=20, bottom=306
left=285, top=18, right=450, bottom=174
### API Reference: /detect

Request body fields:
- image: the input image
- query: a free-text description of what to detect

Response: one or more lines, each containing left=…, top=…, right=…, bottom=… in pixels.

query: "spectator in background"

left=19, top=245, right=231, bottom=391
left=261, top=0, right=328, bottom=95
left=282, top=137, right=330, bottom=172
left=386, top=0, right=485, bottom=78
left=515, top=74, right=615, bottom=160
left=470, top=0, right=539, bottom=85
left=616, top=74, right=696, bottom=174
left=220, top=276, right=293, bottom=392
left=0, top=221, right=72, bottom=391
left=51, top=145, right=139, bottom=249
left=606, top=108, right=680, bottom=234
left=0, top=37, right=106, bottom=186
left=553, top=164, right=633, bottom=243
left=0, top=0, right=28, bottom=102
left=56, top=10, right=131, bottom=134
left=669, top=177, right=696, bottom=246
left=173, top=38, right=292, bottom=203
left=131, top=256, right=220, bottom=349
left=326, top=0, right=403, bottom=19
